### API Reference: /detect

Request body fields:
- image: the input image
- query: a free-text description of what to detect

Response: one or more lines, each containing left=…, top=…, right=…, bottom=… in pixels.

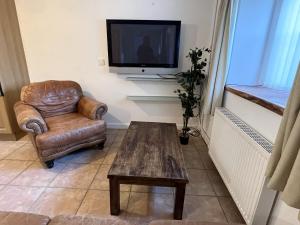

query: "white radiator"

left=209, top=108, right=276, bottom=225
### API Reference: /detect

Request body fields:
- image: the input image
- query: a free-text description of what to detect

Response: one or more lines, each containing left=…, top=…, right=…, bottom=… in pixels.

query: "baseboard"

left=200, top=127, right=210, bottom=145
left=0, top=133, right=17, bottom=141
left=0, top=131, right=26, bottom=141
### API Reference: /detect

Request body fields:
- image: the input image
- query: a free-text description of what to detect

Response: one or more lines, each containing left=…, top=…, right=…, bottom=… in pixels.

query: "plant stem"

left=183, top=116, right=189, bottom=136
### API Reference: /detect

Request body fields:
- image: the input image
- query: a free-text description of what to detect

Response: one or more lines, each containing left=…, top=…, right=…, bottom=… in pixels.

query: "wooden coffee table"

left=108, top=121, right=189, bottom=220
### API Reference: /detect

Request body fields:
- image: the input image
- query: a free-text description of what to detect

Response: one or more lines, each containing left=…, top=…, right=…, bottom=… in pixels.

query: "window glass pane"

left=259, top=0, right=300, bottom=90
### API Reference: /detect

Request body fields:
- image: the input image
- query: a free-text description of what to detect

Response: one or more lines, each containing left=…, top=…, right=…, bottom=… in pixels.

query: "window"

left=259, top=0, right=300, bottom=90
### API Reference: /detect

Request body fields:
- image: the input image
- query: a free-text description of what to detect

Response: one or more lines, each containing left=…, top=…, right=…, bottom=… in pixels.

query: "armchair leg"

left=97, top=141, right=105, bottom=150
left=45, top=160, right=54, bottom=169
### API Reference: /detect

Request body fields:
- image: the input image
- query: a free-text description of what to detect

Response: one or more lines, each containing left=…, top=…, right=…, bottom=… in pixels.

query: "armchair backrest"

left=21, top=80, right=83, bottom=118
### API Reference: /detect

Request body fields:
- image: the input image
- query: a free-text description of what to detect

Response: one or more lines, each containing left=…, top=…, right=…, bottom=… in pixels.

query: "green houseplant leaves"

left=175, top=47, right=210, bottom=142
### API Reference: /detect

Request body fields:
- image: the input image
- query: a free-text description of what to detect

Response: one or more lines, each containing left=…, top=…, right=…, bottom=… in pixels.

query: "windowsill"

left=225, top=85, right=289, bottom=115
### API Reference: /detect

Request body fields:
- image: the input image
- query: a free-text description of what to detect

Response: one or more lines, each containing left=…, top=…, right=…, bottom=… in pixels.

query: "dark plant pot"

left=179, top=134, right=189, bottom=145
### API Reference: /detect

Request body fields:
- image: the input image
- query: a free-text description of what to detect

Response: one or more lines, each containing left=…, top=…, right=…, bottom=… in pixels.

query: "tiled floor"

left=0, top=129, right=245, bottom=225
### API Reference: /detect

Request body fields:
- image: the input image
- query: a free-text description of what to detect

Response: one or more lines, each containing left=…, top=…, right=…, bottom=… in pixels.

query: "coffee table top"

left=108, top=121, right=189, bottom=183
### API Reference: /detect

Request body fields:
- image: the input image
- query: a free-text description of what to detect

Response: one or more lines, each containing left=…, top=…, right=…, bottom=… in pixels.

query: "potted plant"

left=175, top=47, right=210, bottom=145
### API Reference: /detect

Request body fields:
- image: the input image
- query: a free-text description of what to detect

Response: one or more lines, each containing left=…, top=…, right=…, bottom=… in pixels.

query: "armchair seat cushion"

left=36, top=113, right=106, bottom=158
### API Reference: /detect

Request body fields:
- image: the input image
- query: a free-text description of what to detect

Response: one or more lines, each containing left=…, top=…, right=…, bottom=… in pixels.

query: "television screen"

left=106, top=20, right=181, bottom=68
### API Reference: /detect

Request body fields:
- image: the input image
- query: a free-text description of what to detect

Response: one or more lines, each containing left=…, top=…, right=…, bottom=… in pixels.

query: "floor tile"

left=107, top=129, right=118, bottom=135
left=190, top=136, right=207, bottom=149
left=104, top=134, right=116, bottom=148
left=0, top=141, right=26, bottom=159
left=18, top=135, right=31, bottom=142
left=113, top=131, right=126, bottom=143
left=194, top=144, right=209, bottom=152
left=207, top=170, right=230, bottom=197
left=29, top=187, right=86, bottom=217
left=5, top=143, right=38, bottom=161
left=131, top=185, right=174, bottom=194
left=104, top=134, right=116, bottom=145
left=11, top=161, right=66, bottom=187
left=218, top=197, right=245, bottom=224
left=103, top=147, right=119, bottom=165
left=183, top=195, right=227, bottom=222
left=0, top=160, right=32, bottom=184
left=118, top=129, right=127, bottom=135
left=102, top=145, right=112, bottom=153
left=50, top=163, right=99, bottom=189
left=186, top=169, right=215, bottom=196
left=110, top=141, right=122, bottom=148
left=90, top=164, right=130, bottom=191
left=199, top=151, right=217, bottom=170
left=0, top=186, right=44, bottom=212
left=56, top=148, right=107, bottom=164
left=125, top=192, right=174, bottom=225
left=0, top=130, right=240, bottom=225
left=77, top=190, right=129, bottom=217
left=182, top=147, right=204, bottom=169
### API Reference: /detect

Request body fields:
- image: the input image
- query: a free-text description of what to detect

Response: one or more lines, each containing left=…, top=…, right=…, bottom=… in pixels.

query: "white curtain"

left=259, top=0, right=300, bottom=90
left=201, top=0, right=240, bottom=137
left=266, top=64, right=300, bottom=220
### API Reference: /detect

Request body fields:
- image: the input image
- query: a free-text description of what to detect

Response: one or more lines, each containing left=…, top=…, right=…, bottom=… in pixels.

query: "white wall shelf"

left=127, top=95, right=179, bottom=102
left=126, top=76, right=177, bottom=82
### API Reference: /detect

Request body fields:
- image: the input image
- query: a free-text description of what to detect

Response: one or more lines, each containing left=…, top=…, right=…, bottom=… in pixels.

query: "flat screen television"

left=106, top=19, right=181, bottom=74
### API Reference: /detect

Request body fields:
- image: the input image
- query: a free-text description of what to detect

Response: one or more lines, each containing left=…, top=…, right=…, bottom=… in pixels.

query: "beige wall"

left=15, top=0, right=217, bottom=128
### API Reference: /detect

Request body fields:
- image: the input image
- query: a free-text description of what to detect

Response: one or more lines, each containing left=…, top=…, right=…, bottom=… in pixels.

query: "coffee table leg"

left=174, top=183, right=186, bottom=220
left=109, top=177, right=120, bottom=215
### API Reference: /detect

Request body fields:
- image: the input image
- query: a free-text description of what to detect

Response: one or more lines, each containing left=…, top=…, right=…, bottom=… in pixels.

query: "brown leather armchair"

left=14, top=80, right=108, bottom=168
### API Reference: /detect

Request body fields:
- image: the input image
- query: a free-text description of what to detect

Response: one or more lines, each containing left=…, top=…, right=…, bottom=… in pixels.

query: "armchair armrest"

left=14, top=101, right=48, bottom=135
left=78, top=96, right=108, bottom=120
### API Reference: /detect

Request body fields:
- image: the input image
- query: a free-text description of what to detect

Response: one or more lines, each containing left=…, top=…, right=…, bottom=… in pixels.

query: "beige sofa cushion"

left=0, top=211, right=50, bottom=225
left=49, top=215, right=130, bottom=225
